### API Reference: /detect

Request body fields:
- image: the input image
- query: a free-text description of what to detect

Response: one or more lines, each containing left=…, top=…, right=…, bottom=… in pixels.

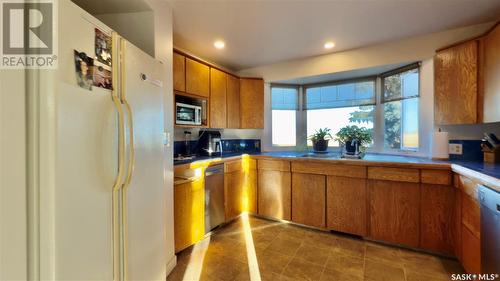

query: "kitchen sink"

left=297, top=152, right=341, bottom=159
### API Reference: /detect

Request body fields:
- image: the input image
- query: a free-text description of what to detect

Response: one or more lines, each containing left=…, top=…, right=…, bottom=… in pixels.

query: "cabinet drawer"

left=367, top=167, right=420, bottom=183
left=421, top=169, right=452, bottom=185
left=291, top=161, right=366, bottom=178
left=258, top=159, right=290, bottom=172
left=225, top=160, right=242, bottom=173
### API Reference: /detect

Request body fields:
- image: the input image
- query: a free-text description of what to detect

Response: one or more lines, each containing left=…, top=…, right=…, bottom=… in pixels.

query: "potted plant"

left=308, top=128, right=332, bottom=152
left=335, top=125, right=372, bottom=155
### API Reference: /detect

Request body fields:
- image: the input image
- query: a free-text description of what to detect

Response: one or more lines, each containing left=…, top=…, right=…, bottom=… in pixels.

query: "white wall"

left=142, top=0, right=177, bottom=274
left=96, top=11, right=155, bottom=57
left=0, top=70, right=28, bottom=280
left=240, top=22, right=495, bottom=155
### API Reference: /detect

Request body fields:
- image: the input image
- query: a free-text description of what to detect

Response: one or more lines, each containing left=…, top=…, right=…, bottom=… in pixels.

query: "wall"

left=96, top=11, right=155, bottom=57
left=174, top=128, right=263, bottom=141
left=0, top=70, right=28, bottom=280
left=438, top=123, right=500, bottom=140
left=239, top=22, right=496, bottom=155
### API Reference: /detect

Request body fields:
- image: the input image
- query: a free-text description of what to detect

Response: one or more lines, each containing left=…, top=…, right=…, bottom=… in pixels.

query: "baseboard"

left=165, top=254, right=177, bottom=277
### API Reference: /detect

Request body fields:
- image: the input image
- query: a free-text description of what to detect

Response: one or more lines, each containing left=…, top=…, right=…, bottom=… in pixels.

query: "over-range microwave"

left=176, top=102, right=202, bottom=125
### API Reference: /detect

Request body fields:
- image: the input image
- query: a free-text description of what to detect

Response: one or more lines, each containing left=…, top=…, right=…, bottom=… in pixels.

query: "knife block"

left=483, top=148, right=500, bottom=164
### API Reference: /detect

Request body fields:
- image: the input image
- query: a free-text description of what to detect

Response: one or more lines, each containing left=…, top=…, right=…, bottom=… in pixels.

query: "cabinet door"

left=434, top=40, right=478, bottom=125
left=483, top=23, right=500, bottom=122
left=292, top=173, right=326, bottom=228
left=224, top=169, right=257, bottom=221
left=240, top=78, right=264, bottom=129
left=368, top=180, right=420, bottom=247
left=174, top=177, right=205, bottom=252
left=226, top=75, right=240, bottom=128
left=420, top=184, right=455, bottom=254
left=462, top=225, right=481, bottom=274
left=327, top=176, right=367, bottom=236
left=258, top=170, right=291, bottom=220
left=210, top=68, right=227, bottom=128
left=225, top=171, right=242, bottom=221
left=173, top=52, right=185, bottom=92
left=186, top=58, right=209, bottom=97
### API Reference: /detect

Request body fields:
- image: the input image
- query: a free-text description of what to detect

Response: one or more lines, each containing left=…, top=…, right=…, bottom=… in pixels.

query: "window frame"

left=269, top=63, right=422, bottom=154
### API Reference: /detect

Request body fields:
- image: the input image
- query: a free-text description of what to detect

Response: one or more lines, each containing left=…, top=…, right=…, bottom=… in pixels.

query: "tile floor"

left=167, top=215, right=464, bottom=281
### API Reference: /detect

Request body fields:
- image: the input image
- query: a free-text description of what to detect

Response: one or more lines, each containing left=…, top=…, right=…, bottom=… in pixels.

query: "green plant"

left=308, top=128, right=332, bottom=142
left=335, top=125, right=372, bottom=146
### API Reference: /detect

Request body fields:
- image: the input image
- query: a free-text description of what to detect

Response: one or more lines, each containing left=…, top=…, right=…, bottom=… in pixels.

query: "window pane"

left=384, top=98, right=419, bottom=150
left=307, top=106, right=374, bottom=146
left=272, top=110, right=296, bottom=146
left=306, top=80, right=375, bottom=109
left=383, top=68, right=419, bottom=102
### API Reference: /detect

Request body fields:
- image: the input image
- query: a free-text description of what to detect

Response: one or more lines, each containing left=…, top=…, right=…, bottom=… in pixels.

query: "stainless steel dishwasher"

left=479, top=184, right=500, bottom=273
left=205, top=164, right=225, bottom=233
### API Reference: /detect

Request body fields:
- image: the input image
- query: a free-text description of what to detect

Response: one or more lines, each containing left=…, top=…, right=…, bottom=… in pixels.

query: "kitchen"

left=0, top=1, right=499, bottom=281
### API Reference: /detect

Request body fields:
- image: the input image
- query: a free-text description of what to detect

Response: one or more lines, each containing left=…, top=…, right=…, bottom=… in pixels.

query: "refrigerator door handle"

left=111, top=31, right=126, bottom=281
left=120, top=38, right=135, bottom=189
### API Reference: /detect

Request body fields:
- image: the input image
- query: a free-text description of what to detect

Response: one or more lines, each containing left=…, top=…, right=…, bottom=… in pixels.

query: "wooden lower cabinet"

left=224, top=167, right=257, bottom=221
left=461, top=224, right=481, bottom=274
left=174, top=176, right=205, bottom=253
left=291, top=173, right=326, bottom=228
left=258, top=170, right=291, bottom=220
left=420, top=184, right=455, bottom=254
left=460, top=188, right=481, bottom=273
left=327, top=176, right=367, bottom=236
left=368, top=179, right=420, bottom=247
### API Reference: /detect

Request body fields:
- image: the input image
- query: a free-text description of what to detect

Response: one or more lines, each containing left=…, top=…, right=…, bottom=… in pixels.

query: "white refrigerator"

left=35, top=1, right=173, bottom=280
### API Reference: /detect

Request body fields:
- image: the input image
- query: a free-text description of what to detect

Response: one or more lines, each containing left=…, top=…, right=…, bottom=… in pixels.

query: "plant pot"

left=345, top=140, right=358, bottom=155
left=313, top=139, right=329, bottom=152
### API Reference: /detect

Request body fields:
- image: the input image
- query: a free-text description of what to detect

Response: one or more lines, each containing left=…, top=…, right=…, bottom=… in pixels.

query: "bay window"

left=270, top=62, right=420, bottom=153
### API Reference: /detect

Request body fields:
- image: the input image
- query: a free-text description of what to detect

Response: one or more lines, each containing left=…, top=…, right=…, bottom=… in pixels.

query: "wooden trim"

left=291, top=161, right=366, bottom=178
left=421, top=169, right=452, bottom=185
left=174, top=48, right=237, bottom=77
left=257, top=159, right=290, bottom=172
left=367, top=167, right=420, bottom=183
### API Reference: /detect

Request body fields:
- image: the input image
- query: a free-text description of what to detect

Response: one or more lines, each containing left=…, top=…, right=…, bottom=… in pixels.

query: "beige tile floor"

left=167, top=215, right=464, bottom=281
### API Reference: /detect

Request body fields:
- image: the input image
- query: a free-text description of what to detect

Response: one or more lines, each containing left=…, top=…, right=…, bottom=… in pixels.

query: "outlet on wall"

left=449, top=143, right=463, bottom=155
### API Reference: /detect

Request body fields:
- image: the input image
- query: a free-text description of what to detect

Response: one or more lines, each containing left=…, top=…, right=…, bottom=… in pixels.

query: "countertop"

left=174, top=151, right=500, bottom=191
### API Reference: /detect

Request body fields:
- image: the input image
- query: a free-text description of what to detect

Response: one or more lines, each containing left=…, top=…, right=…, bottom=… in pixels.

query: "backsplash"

left=174, top=139, right=261, bottom=157
left=449, top=139, right=483, bottom=162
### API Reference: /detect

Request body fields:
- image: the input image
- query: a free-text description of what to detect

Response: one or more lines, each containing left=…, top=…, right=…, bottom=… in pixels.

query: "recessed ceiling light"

left=214, top=40, right=225, bottom=49
left=324, top=42, right=335, bottom=49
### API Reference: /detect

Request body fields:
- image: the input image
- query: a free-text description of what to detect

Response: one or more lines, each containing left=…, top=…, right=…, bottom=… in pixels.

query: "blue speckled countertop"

left=174, top=151, right=500, bottom=181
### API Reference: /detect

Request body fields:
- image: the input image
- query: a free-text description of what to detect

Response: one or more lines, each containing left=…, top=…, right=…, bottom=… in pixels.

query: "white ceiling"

left=72, top=0, right=151, bottom=14
left=170, top=0, right=500, bottom=71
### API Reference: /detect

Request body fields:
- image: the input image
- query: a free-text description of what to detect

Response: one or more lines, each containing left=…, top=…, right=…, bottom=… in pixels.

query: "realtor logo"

left=1, top=0, right=57, bottom=68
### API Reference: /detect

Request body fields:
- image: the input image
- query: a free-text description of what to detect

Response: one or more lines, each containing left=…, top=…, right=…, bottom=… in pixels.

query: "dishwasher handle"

left=205, top=165, right=224, bottom=177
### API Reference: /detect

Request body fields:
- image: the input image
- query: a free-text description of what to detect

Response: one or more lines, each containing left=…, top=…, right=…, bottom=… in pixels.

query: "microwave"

left=176, top=102, right=202, bottom=125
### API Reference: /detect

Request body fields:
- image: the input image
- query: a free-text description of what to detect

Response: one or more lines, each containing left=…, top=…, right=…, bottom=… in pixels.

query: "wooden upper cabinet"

left=291, top=173, right=326, bottom=228
left=240, top=78, right=264, bottom=129
left=483, top=23, right=500, bottom=123
left=210, top=68, right=227, bottom=128
left=173, top=52, right=186, bottom=92
left=186, top=58, right=210, bottom=97
left=434, top=40, right=478, bottom=125
left=226, top=75, right=240, bottom=128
